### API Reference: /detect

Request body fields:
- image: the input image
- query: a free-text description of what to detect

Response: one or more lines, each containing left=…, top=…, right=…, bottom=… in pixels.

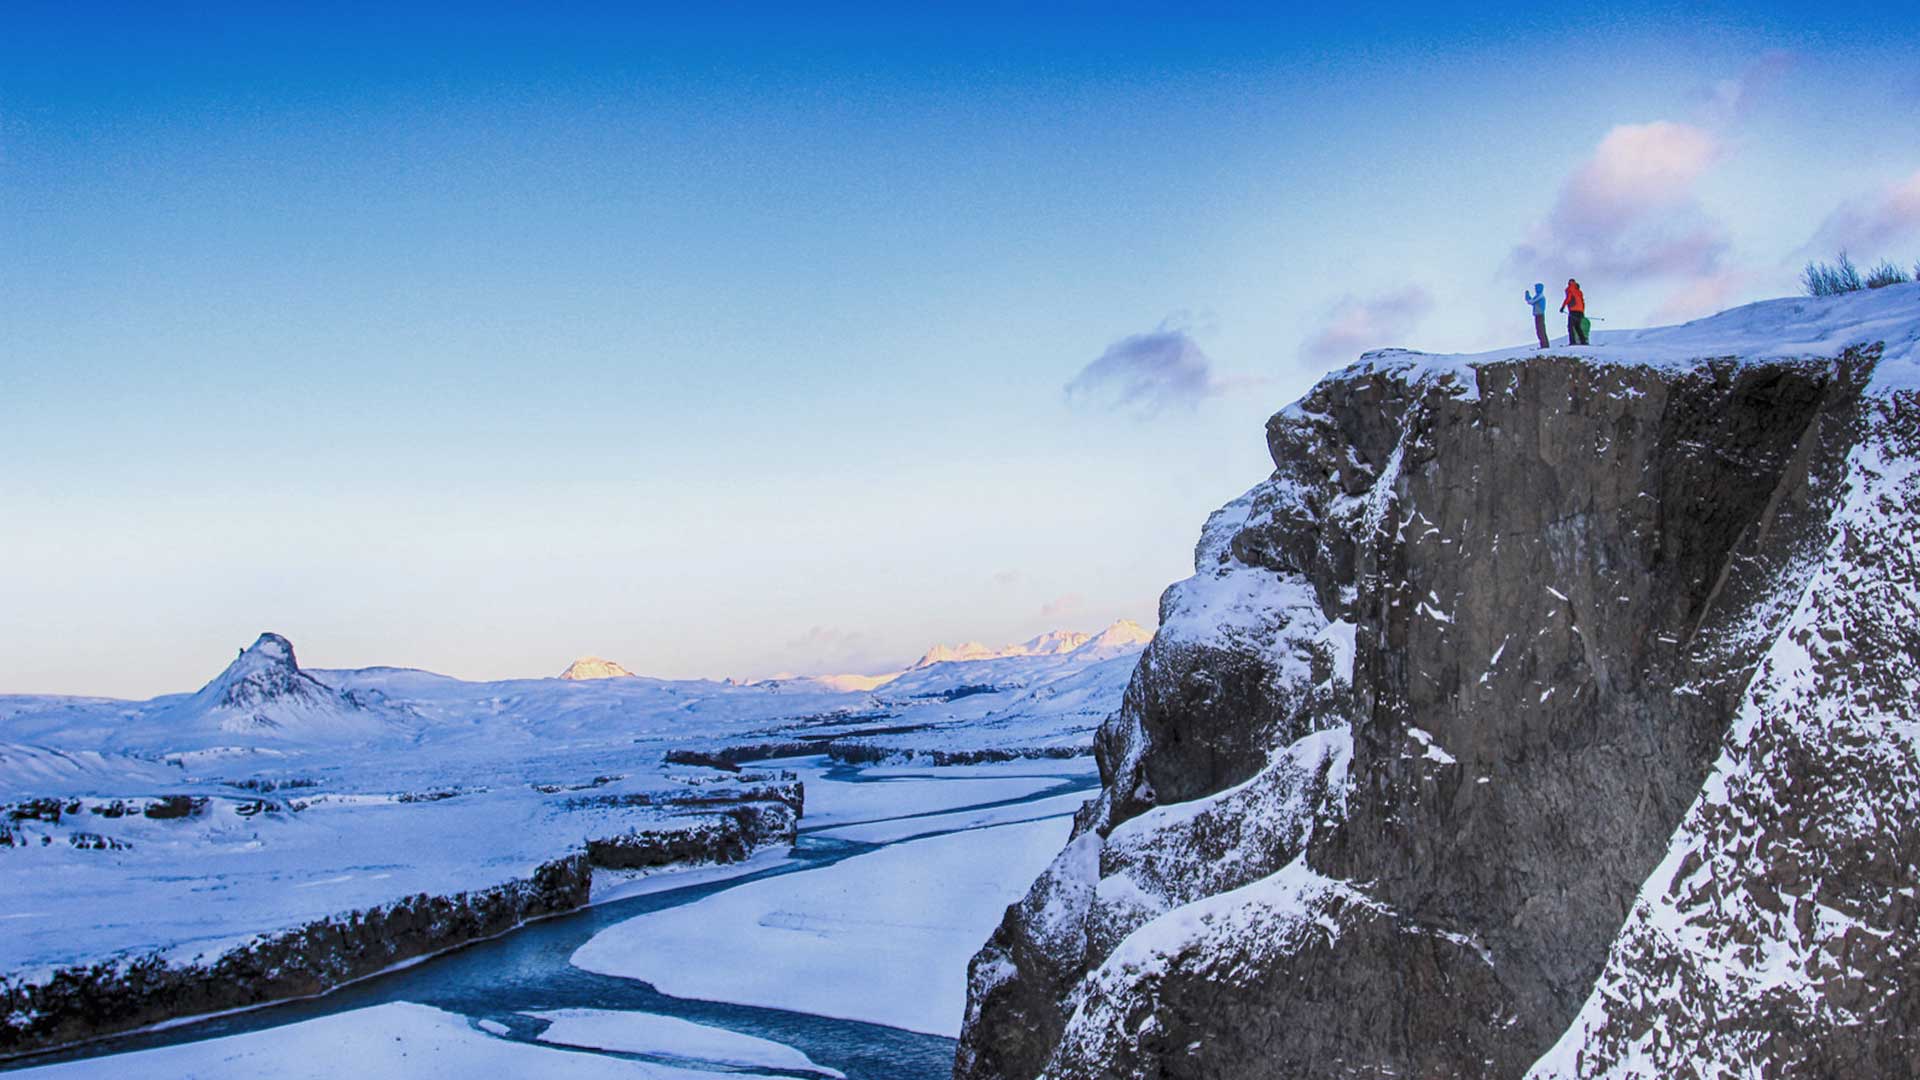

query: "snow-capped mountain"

left=911, top=640, right=1010, bottom=667
left=1068, top=618, right=1151, bottom=659
left=558, top=656, right=636, bottom=681
left=1018, top=629, right=1095, bottom=656
left=147, top=632, right=409, bottom=742
left=908, top=622, right=1141, bottom=669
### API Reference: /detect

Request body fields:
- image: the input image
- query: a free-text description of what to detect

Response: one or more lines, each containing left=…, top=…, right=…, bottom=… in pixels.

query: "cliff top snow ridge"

left=1308, top=283, right=1920, bottom=410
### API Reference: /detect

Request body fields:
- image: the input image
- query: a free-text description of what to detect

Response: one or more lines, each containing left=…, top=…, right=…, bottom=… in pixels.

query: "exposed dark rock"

left=7, top=799, right=79, bottom=824
left=586, top=803, right=798, bottom=870
left=0, top=855, right=591, bottom=1058
left=141, top=796, right=205, bottom=820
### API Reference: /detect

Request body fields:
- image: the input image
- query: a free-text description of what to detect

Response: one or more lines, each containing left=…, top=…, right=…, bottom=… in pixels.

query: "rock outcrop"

left=581, top=775, right=804, bottom=869
left=956, top=288, right=1920, bottom=1079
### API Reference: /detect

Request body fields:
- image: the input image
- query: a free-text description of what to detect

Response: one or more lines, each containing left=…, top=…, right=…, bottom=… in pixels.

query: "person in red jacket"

left=1560, top=279, right=1589, bottom=345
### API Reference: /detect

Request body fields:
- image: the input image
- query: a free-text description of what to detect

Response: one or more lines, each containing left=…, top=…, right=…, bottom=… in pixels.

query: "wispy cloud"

left=1695, top=50, right=1795, bottom=127
left=1509, top=121, right=1728, bottom=280
left=1039, top=594, right=1084, bottom=621
left=778, top=624, right=897, bottom=675
left=1300, top=286, right=1434, bottom=365
left=1065, top=324, right=1226, bottom=417
left=1803, top=170, right=1920, bottom=257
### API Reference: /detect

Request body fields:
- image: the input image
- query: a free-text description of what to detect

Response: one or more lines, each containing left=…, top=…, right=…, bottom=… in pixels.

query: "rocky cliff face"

left=956, top=289, right=1920, bottom=1079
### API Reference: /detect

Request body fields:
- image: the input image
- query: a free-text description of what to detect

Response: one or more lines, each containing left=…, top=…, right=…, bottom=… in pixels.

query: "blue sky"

left=5, top=3, right=1919, bottom=696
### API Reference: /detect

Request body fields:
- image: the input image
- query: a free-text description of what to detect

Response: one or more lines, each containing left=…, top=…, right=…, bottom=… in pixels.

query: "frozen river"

left=2, top=758, right=1097, bottom=1080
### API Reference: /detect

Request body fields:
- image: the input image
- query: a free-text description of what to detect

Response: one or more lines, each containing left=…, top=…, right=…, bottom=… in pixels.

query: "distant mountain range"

left=555, top=619, right=1155, bottom=687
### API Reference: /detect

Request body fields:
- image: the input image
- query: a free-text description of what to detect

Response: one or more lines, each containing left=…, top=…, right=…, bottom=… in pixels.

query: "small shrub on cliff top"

left=1803, top=252, right=1865, bottom=296
left=1865, top=260, right=1913, bottom=289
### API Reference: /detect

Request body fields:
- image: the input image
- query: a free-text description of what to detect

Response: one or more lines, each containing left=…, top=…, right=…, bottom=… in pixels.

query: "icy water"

left=3, top=760, right=1098, bottom=1079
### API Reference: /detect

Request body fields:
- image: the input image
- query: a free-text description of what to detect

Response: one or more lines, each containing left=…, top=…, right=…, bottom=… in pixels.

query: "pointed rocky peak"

left=157, top=632, right=406, bottom=738
left=198, top=632, right=337, bottom=712
left=559, top=656, right=636, bottom=681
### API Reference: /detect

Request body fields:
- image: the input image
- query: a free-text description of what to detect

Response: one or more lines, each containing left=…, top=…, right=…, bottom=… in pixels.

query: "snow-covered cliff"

left=956, top=285, right=1920, bottom=1079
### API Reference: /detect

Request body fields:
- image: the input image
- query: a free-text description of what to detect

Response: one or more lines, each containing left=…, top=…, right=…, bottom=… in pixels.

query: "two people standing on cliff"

left=1524, top=279, right=1590, bottom=347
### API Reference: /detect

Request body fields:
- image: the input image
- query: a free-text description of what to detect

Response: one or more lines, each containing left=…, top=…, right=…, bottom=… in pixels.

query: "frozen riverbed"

left=573, top=813, right=1072, bottom=1036
left=3, top=757, right=1097, bottom=1079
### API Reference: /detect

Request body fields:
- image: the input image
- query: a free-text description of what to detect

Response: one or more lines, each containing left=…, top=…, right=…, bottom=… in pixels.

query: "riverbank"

left=3, top=757, right=1098, bottom=1079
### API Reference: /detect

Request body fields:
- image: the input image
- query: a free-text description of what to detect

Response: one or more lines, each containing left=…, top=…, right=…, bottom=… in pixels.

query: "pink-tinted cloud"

left=777, top=624, right=900, bottom=675
left=1509, top=121, right=1729, bottom=280
left=1650, top=269, right=1753, bottom=325
left=1804, top=171, right=1920, bottom=256
left=1039, top=594, right=1084, bottom=620
left=1300, top=286, right=1434, bottom=365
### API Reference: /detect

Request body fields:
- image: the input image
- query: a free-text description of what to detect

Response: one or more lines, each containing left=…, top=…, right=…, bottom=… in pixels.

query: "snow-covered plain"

left=531, top=1008, right=845, bottom=1077
left=572, top=814, right=1076, bottom=1037
left=13, top=1002, right=797, bottom=1080
left=0, top=623, right=1142, bottom=1037
left=815, top=789, right=1092, bottom=845
left=798, top=767, right=1064, bottom=829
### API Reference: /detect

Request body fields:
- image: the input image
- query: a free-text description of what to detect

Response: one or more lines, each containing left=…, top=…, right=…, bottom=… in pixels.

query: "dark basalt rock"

left=958, top=343, right=1917, bottom=1080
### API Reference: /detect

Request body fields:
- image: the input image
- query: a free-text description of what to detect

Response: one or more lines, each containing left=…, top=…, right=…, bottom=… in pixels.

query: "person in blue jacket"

left=1525, top=283, right=1549, bottom=349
